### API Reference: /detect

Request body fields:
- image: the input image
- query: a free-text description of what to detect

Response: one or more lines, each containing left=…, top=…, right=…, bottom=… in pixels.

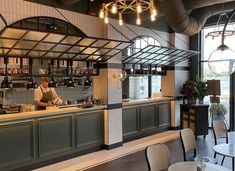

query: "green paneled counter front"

left=122, top=98, right=172, bottom=141
left=0, top=106, right=105, bottom=171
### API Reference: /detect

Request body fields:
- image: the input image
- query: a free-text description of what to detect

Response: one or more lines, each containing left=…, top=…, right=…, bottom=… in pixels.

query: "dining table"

left=213, top=143, right=235, bottom=171
left=168, top=161, right=231, bottom=171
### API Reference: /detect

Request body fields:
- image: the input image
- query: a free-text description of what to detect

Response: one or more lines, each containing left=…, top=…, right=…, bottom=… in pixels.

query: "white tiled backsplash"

left=4, top=86, right=92, bottom=105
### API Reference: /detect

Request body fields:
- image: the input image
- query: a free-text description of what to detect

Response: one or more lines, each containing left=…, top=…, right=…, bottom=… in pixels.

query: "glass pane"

left=152, top=75, right=161, bottom=95
left=129, top=76, right=148, bottom=99
left=34, top=42, right=56, bottom=51
left=15, top=40, right=37, bottom=49
left=52, top=44, right=71, bottom=52
left=1, top=28, right=26, bottom=39
left=8, top=49, right=29, bottom=56
left=0, top=39, right=17, bottom=48
left=43, top=33, right=65, bottom=43
left=28, top=51, right=46, bottom=57
left=68, top=46, right=85, bottom=53
left=61, top=36, right=81, bottom=45
left=24, top=31, right=47, bottom=41
left=78, top=38, right=96, bottom=46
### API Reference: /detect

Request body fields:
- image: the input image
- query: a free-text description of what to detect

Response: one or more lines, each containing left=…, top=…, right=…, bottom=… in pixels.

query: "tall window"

left=126, top=36, right=161, bottom=99
left=202, top=24, right=235, bottom=125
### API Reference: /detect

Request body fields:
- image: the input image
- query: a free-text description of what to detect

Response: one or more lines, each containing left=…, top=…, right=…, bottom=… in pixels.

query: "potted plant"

left=181, top=80, right=199, bottom=104
left=194, top=76, right=208, bottom=104
left=210, top=103, right=227, bottom=121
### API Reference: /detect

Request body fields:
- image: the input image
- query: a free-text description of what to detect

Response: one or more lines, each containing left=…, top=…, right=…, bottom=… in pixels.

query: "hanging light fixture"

left=1, top=56, right=13, bottom=89
left=65, top=60, right=76, bottom=88
left=99, top=0, right=157, bottom=26
left=84, top=62, right=92, bottom=87
left=208, top=9, right=235, bottom=76
left=48, top=60, right=58, bottom=88
left=26, top=58, right=38, bottom=89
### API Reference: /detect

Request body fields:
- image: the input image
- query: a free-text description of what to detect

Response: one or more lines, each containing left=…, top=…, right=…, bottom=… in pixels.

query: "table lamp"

left=207, top=80, right=221, bottom=103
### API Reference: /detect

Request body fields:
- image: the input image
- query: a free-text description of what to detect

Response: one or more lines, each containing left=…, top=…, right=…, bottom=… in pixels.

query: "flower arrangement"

left=181, top=80, right=199, bottom=100
left=181, top=77, right=208, bottom=104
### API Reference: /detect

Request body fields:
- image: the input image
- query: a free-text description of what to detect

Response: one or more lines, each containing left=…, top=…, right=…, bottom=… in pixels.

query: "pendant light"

left=66, top=60, right=76, bottom=88
left=84, top=62, right=92, bottom=87
left=48, top=60, right=58, bottom=88
left=1, top=56, right=13, bottom=89
left=26, top=58, right=38, bottom=89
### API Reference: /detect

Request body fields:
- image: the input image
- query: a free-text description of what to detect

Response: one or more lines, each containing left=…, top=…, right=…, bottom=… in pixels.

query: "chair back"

left=212, top=120, right=228, bottom=144
left=180, top=128, right=196, bottom=161
left=145, top=143, right=170, bottom=171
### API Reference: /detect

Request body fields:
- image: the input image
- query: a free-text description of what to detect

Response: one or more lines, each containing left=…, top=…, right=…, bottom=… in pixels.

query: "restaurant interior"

left=1, top=0, right=235, bottom=171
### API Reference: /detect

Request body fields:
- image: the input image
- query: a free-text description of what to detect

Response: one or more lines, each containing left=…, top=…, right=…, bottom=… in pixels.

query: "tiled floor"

left=33, top=131, right=179, bottom=171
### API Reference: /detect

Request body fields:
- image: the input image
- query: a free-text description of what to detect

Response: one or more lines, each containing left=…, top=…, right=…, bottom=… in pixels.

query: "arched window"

left=124, top=36, right=161, bottom=100
left=127, top=36, right=160, bottom=56
left=10, top=16, right=86, bottom=36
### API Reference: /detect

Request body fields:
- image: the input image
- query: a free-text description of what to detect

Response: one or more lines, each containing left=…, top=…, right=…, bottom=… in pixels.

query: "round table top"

left=168, top=161, right=231, bottom=171
left=213, top=143, right=235, bottom=158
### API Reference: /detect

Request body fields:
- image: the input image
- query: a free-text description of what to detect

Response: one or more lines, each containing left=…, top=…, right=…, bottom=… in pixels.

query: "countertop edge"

left=122, top=97, right=173, bottom=106
left=0, top=105, right=107, bottom=123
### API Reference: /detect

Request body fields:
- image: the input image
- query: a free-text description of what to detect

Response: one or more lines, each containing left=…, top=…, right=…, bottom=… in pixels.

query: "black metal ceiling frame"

left=122, top=44, right=199, bottom=66
left=0, top=27, right=131, bottom=62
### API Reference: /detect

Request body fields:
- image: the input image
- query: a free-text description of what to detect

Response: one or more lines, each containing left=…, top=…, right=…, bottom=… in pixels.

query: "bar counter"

left=0, top=98, right=172, bottom=171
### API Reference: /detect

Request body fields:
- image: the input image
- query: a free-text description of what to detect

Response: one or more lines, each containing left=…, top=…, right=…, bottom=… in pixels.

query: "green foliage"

left=181, top=76, right=208, bottom=101
left=210, top=103, right=228, bottom=116
left=194, top=76, right=208, bottom=101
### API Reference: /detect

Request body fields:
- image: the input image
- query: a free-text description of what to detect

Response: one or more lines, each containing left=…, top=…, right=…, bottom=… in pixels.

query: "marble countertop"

left=0, top=105, right=107, bottom=122
left=122, top=97, right=173, bottom=106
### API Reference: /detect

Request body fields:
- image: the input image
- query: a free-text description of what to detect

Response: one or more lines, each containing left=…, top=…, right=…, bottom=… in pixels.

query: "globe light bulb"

left=208, top=45, right=235, bottom=76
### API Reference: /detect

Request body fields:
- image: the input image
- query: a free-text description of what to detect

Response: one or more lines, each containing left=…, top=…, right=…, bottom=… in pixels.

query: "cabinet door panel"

left=0, top=120, right=35, bottom=166
left=140, top=103, right=156, bottom=131
left=123, top=106, right=139, bottom=137
left=158, top=102, right=171, bottom=128
left=38, top=115, right=73, bottom=157
left=76, top=111, right=104, bottom=151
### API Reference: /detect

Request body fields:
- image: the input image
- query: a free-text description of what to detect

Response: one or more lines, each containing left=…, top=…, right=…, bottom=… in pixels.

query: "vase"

left=187, top=97, right=196, bottom=105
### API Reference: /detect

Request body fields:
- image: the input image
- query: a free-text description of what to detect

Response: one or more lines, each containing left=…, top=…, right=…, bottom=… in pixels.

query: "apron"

left=37, top=86, right=53, bottom=110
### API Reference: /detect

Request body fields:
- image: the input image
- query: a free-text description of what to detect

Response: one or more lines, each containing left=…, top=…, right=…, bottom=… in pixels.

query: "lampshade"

left=1, top=76, right=13, bottom=89
left=84, top=76, right=92, bottom=86
left=26, top=77, right=38, bottom=89
left=66, top=77, right=76, bottom=88
left=48, top=77, right=58, bottom=88
left=207, top=80, right=221, bottom=96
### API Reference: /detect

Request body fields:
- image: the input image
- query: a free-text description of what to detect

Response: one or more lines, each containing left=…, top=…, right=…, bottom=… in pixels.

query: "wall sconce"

left=113, top=70, right=127, bottom=81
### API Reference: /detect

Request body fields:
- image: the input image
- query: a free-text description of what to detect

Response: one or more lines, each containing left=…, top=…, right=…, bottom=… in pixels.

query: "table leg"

left=233, top=158, right=234, bottom=171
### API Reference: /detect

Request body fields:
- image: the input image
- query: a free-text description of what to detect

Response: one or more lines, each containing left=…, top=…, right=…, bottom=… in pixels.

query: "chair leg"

left=214, top=152, right=216, bottom=158
left=221, top=156, right=225, bottom=165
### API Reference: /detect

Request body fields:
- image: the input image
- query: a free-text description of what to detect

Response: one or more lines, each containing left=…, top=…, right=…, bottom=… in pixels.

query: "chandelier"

left=99, top=0, right=157, bottom=26
left=205, top=13, right=235, bottom=39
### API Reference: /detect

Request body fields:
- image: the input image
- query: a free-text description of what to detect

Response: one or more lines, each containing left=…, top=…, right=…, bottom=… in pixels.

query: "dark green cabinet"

left=38, top=115, right=73, bottom=157
left=75, top=110, right=104, bottom=151
left=158, top=102, right=171, bottom=128
left=123, top=105, right=139, bottom=138
left=139, top=103, right=156, bottom=132
left=123, top=101, right=171, bottom=141
left=0, top=120, right=35, bottom=168
left=0, top=109, right=104, bottom=171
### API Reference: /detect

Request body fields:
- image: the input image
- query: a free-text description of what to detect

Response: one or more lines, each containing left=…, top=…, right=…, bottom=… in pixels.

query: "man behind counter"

left=34, top=77, right=61, bottom=110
